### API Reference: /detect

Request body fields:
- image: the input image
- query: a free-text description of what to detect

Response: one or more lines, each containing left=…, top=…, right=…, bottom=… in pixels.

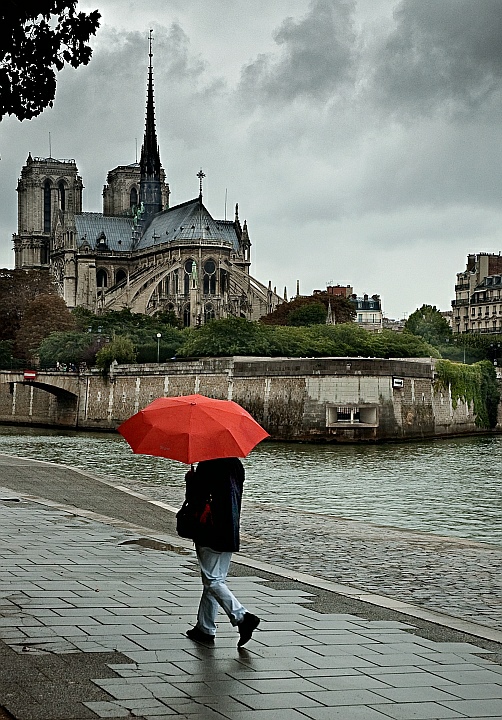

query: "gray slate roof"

left=75, top=213, right=134, bottom=251
left=75, top=199, right=239, bottom=254
left=136, top=198, right=239, bottom=251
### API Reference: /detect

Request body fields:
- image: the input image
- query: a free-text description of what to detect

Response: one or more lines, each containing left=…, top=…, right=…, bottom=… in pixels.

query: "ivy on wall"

left=434, top=360, right=500, bottom=428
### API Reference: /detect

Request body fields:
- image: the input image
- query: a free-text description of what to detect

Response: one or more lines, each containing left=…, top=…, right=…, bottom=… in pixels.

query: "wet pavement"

left=70, top=468, right=502, bottom=632
left=0, top=453, right=502, bottom=719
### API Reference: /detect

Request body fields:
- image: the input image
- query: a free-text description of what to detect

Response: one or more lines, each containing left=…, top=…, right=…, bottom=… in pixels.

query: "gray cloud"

left=371, top=0, right=502, bottom=116
left=4, top=1, right=502, bottom=319
left=239, top=0, right=357, bottom=105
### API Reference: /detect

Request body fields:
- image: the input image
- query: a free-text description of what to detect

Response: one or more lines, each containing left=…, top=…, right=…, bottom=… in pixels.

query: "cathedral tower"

left=13, top=153, right=82, bottom=270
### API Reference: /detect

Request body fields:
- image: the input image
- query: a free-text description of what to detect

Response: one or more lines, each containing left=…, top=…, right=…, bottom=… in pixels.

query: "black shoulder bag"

left=176, top=495, right=213, bottom=540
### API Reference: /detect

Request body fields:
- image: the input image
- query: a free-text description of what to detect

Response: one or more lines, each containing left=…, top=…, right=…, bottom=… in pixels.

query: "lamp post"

left=156, top=332, right=162, bottom=363
left=451, top=337, right=466, bottom=364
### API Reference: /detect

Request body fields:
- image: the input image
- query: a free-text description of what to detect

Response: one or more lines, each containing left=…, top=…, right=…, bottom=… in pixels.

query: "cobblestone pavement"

left=104, top=479, right=502, bottom=633
left=2, top=491, right=502, bottom=720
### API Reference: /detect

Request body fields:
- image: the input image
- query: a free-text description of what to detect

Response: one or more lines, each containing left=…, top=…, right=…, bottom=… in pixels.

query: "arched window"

left=184, top=258, right=194, bottom=296
left=58, top=180, right=66, bottom=212
left=183, top=304, right=191, bottom=327
left=204, top=303, right=215, bottom=323
left=130, top=187, right=138, bottom=208
left=115, top=269, right=127, bottom=285
left=173, top=270, right=179, bottom=294
left=203, top=259, right=216, bottom=295
left=96, top=268, right=108, bottom=293
left=43, top=180, right=52, bottom=233
left=220, top=269, right=228, bottom=294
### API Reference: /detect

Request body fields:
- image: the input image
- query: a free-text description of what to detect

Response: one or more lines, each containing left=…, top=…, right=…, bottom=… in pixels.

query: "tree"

left=38, top=331, right=98, bottom=368
left=72, top=306, right=186, bottom=362
left=404, top=304, right=452, bottom=347
left=261, top=293, right=355, bottom=326
left=175, top=317, right=438, bottom=360
left=1, top=1, right=100, bottom=121
left=135, top=337, right=185, bottom=363
left=0, top=269, right=58, bottom=342
left=153, top=309, right=184, bottom=330
left=287, top=303, right=327, bottom=326
left=177, top=317, right=272, bottom=357
left=15, top=294, right=76, bottom=360
left=96, top=336, right=136, bottom=372
left=0, top=340, right=19, bottom=369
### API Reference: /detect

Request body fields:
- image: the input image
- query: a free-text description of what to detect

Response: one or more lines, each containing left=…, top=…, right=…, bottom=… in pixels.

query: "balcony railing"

left=471, top=298, right=500, bottom=305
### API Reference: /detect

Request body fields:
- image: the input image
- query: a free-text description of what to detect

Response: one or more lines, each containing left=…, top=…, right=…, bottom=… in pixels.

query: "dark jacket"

left=185, top=457, right=244, bottom=552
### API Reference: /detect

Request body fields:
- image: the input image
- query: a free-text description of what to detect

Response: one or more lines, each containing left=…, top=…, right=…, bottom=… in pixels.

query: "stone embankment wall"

left=0, top=356, right=494, bottom=441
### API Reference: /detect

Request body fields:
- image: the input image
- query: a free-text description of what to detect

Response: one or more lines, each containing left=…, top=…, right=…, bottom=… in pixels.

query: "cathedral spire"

left=140, top=29, right=162, bottom=220
left=197, top=168, right=205, bottom=206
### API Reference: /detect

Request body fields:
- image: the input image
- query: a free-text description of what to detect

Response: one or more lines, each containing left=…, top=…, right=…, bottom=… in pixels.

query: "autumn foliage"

left=260, top=293, right=356, bottom=326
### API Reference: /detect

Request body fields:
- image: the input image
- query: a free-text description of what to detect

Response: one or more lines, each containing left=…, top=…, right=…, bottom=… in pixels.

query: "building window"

left=96, top=268, right=108, bottom=292
left=130, top=187, right=138, bottom=208
left=203, top=259, right=216, bottom=295
left=184, top=259, right=194, bottom=296
left=220, top=269, right=229, bottom=294
left=43, top=180, right=51, bottom=232
left=204, top=303, right=215, bottom=323
left=115, top=269, right=127, bottom=284
left=58, top=180, right=66, bottom=212
left=183, top=304, right=191, bottom=327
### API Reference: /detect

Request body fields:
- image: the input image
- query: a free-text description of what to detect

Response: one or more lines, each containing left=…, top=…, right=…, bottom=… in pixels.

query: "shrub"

left=434, top=359, right=500, bottom=428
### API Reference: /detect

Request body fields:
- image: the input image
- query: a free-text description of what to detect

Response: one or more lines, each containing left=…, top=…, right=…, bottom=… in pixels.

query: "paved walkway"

left=83, top=470, right=502, bottom=632
left=1, top=455, right=502, bottom=719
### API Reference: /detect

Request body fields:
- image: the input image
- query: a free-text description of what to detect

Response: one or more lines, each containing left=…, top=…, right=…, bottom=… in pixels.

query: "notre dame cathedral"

left=13, top=42, right=283, bottom=327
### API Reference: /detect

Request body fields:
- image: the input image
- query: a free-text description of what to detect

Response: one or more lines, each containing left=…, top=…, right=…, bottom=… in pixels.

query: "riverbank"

left=1, top=451, right=501, bottom=636
left=2, top=455, right=502, bottom=720
left=3, top=355, right=500, bottom=441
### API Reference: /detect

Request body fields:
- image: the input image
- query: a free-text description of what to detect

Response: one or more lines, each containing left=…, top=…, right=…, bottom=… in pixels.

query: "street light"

left=156, top=332, right=162, bottom=363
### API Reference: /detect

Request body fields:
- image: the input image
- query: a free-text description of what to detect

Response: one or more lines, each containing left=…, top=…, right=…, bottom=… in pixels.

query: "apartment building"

left=452, top=253, right=502, bottom=334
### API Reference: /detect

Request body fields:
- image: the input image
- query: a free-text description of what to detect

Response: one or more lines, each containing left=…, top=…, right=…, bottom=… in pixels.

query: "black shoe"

left=237, top=613, right=260, bottom=647
left=186, top=626, right=215, bottom=644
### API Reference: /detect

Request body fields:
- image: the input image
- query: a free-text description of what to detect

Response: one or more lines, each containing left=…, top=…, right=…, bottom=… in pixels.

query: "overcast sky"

left=2, top=0, right=502, bottom=319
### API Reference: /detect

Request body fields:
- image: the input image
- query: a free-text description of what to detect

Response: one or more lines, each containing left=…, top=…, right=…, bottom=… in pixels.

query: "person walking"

left=182, top=456, right=260, bottom=647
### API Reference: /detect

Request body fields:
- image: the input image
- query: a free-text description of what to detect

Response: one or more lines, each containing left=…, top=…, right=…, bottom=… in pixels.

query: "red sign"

left=23, top=370, right=37, bottom=380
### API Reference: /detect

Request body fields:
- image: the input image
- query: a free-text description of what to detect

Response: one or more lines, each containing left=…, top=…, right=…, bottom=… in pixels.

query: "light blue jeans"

left=195, top=545, right=247, bottom=636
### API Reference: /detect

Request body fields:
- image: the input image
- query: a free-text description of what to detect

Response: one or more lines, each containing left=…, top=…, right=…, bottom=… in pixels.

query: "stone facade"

left=348, top=293, right=383, bottom=333
left=12, top=52, right=283, bottom=325
left=1, top=357, right=498, bottom=441
left=452, top=253, right=502, bottom=334
left=14, top=156, right=83, bottom=275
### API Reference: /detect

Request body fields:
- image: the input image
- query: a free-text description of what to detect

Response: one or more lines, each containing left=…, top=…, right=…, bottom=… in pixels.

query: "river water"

left=0, top=426, right=501, bottom=547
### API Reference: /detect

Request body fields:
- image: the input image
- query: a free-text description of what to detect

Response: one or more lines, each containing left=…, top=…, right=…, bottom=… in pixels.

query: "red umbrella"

left=117, top=394, right=269, bottom=465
